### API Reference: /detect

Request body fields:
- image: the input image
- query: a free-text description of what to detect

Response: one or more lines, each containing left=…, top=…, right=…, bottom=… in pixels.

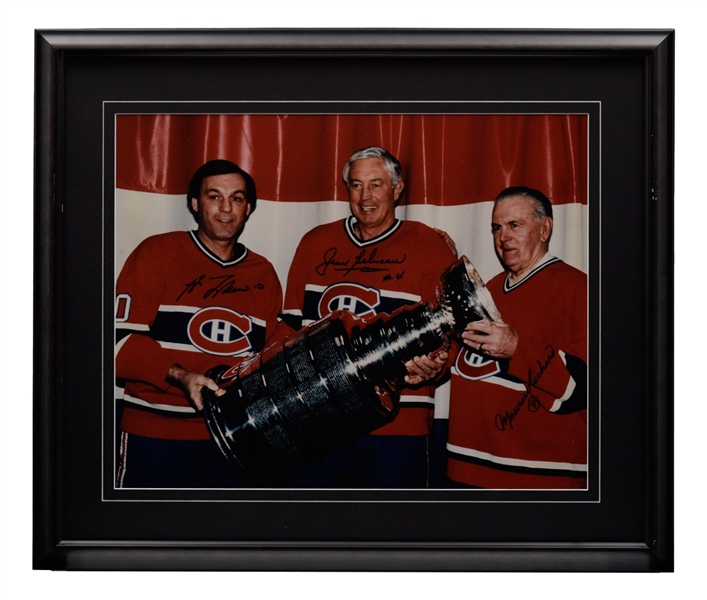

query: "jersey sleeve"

left=262, top=266, right=288, bottom=345
left=281, top=234, right=311, bottom=330
left=419, top=226, right=458, bottom=306
left=506, top=273, right=587, bottom=414
left=115, top=241, right=175, bottom=391
left=403, top=226, right=457, bottom=394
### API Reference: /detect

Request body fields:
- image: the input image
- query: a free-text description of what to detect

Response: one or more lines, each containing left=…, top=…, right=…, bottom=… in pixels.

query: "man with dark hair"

left=186, top=159, right=258, bottom=218
left=115, top=159, right=283, bottom=488
left=447, top=186, right=588, bottom=489
left=282, top=146, right=456, bottom=488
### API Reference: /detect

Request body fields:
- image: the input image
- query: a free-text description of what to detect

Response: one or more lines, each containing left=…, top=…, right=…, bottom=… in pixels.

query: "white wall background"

left=116, top=190, right=588, bottom=287
left=1, top=1, right=699, bottom=598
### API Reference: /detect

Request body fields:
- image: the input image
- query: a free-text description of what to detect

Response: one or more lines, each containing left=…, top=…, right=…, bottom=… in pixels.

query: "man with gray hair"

left=447, top=186, right=588, bottom=489
left=282, top=146, right=456, bottom=488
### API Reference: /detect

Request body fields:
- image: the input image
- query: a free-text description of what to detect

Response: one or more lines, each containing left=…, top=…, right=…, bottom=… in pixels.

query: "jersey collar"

left=503, top=252, right=560, bottom=292
left=189, top=230, right=248, bottom=267
left=344, top=216, right=402, bottom=247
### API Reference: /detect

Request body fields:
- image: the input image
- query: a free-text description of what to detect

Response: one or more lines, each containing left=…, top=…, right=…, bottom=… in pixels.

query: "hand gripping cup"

left=201, top=256, right=501, bottom=481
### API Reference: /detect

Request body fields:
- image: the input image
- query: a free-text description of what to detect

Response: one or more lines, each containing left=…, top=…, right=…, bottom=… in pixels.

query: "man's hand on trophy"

left=167, top=363, right=225, bottom=411
left=462, top=320, right=518, bottom=359
left=404, top=350, right=449, bottom=386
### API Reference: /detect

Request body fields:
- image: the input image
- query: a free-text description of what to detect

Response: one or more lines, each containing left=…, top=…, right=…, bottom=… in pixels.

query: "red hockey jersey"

left=283, top=217, right=456, bottom=436
left=447, top=257, right=588, bottom=489
left=115, top=231, right=283, bottom=440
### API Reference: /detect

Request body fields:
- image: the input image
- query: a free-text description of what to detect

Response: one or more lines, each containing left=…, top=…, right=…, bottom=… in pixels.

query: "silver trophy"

left=202, top=256, right=501, bottom=481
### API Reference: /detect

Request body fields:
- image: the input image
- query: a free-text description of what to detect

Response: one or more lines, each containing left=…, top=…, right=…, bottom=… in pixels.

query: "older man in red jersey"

left=282, top=146, right=457, bottom=488
left=447, top=186, right=588, bottom=489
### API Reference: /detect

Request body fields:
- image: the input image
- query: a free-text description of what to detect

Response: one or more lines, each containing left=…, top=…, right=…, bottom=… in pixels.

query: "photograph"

left=111, top=110, right=591, bottom=493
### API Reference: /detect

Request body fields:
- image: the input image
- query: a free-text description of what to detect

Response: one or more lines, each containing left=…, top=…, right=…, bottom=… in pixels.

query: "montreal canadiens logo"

left=455, top=348, right=501, bottom=381
left=187, top=307, right=253, bottom=356
left=318, top=283, right=381, bottom=318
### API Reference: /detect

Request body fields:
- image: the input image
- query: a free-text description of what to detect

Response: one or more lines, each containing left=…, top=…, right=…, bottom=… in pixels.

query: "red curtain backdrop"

left=116, top=114, right=587, bottom=206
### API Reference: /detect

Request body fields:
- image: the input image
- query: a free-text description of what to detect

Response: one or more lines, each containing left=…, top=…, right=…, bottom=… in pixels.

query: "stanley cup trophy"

left=201, top=256, right=502, bottom=483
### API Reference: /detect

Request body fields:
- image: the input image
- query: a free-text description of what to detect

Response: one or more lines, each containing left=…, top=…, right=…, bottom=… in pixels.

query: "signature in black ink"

left=342, top=248, right=406, bottom=277
left=383, top=271, right=406, bottom=282
left=316, top=247, right=406, bottom=278
left=203, top=275, right=251, bottom=298
left=176, top=274, right=263, bottom=301
left=177, top=275, right=205, bottom=301
left=495, top=344, right=555, bottom=432
left=315, top=248, right=350, bottom=276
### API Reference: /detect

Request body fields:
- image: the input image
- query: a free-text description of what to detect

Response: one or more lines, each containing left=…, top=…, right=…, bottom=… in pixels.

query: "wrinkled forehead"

left=491, top=195, right=537, bottom=222
left=349, top=157, right=392, bottom=181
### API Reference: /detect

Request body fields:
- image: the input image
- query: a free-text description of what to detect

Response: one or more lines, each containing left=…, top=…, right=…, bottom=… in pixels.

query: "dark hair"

left=187, top=159, right=257, bottom=220
left=342, top=146, right=403, bottom=187
left=494, top=186, right=553, bottom=221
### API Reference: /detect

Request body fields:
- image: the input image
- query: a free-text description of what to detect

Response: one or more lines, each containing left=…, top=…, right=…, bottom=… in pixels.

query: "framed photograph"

left=34, top=29, right=673, bottom=571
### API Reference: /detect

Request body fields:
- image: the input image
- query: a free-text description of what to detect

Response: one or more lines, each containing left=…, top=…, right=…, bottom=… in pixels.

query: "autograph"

left=315, top=247, right=406, bottom=277
left=383, top=272, right=405, bottom=281
left=495, top=344, right=555, bottom=432
left=177, top=274, right=263, bottom=301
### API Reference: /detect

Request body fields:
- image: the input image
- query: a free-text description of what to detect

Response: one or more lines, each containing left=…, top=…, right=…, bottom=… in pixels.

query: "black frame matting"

left=34, top=29, right=673, bottom=571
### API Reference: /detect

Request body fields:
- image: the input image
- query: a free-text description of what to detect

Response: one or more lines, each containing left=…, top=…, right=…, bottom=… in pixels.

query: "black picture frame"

left=34, top=29, right=674, bottom=571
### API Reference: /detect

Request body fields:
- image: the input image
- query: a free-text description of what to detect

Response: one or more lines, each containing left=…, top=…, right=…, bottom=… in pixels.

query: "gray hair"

left=494, top=186, right=553, bottom=221
left=342, top=146, right=403, bottom=187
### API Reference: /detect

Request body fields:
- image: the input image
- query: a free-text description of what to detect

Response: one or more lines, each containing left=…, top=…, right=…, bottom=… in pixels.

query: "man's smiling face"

left=191, top=173, right=252, bottom=246
left=347, top=157, right=404, bottom=240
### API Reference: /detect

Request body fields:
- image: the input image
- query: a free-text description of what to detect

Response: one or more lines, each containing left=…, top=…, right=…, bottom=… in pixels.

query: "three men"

left=115, top=160, right=283, bottom=488
left=447, top=186, right=588, bottom=489
left=282, top=147, right=456, bottom=488
left=116, top=153, right=587, bottom=492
